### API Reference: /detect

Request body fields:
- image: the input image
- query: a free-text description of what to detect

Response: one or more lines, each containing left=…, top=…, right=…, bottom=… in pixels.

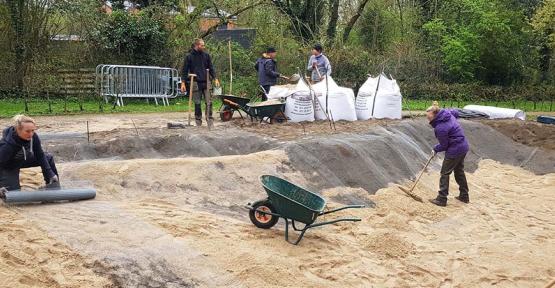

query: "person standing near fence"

left=307, top=44, right=331, bottom=83
left=181, top=39, right=220, bottom=126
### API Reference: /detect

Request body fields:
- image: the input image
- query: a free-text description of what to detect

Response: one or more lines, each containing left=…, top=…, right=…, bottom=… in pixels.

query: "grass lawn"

left=404, top=99, right=554, bottom=112
left=0, top=97, right=552, bottom=118
left=0, top=97, right=224, bottom=118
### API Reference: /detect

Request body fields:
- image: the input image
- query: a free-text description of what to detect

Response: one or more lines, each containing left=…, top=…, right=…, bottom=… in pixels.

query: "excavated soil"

left=483, top=119, right=555, bottom=150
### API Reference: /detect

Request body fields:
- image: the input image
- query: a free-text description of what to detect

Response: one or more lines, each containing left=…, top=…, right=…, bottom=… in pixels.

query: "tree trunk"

left=7, top=0, right=26, bottom=90
left=396, top=0, right=404, bottom=37
left=326, top=0, right=340, bottom=42
left=343, top=0, right=371, bottom=43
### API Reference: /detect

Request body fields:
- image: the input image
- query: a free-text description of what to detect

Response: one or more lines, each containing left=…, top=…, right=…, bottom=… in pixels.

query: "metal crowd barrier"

left=96, top=64, right=180, bottom=106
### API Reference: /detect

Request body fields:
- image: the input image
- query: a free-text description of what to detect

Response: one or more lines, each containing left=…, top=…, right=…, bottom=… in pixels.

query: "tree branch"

left=342, top=0, right=370, bottom=43
left=200, top=1, right=265, bottom=38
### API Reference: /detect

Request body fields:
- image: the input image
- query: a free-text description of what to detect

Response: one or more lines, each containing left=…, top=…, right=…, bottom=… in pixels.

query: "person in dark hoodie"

left=181, top=38, right=219, bottom=126
left=255, top=47, right=285, bottom=100
left=427, top=101, right=470, bottom=207
left=0, top=115, right=59, bottom=191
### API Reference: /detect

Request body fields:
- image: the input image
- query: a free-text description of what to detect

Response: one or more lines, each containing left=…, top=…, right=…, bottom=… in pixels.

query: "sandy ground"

left=0, top=113, right=554, bottom=287
left=2, top=153, right=554, bottom=287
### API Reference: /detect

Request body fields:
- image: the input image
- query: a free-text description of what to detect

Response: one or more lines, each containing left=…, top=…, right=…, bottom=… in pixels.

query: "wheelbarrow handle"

left=320, top=204, right=365, bottom=215
left=224, top=98, right=240, bottom=108
left=284, top=218, right=361, bottom=245
left=307, top=218, right=361, bottom=229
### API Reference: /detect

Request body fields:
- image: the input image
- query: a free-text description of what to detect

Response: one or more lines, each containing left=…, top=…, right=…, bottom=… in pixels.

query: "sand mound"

left=5, top=154, right=553, bottom=287
left=47, top=129, right=278, bottom=162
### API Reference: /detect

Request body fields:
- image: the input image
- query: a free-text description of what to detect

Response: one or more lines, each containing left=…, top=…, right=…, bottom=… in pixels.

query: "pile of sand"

left=0, top=206, right=113, bottom=287
left=4, top=153, right=553, bottom=287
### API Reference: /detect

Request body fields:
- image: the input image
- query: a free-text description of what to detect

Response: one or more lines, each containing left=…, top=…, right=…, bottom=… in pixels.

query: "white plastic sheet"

left=463, top=105, right=525, bottom=120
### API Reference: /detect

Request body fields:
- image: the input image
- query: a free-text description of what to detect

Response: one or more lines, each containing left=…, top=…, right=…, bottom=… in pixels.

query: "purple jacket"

left=430, top=109, right=469, bottom=158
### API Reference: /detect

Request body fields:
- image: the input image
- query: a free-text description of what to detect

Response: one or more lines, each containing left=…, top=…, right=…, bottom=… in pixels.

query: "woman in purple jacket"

left=427, top=102, right=470, bottom=207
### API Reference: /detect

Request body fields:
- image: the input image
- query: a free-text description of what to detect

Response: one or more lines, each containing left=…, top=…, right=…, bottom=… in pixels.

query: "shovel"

left=168, top=74, right=196, bottom=129
left=397, top=153, right=435, bottom=202
left=187, top=74, right=196, bottom=126
left=206, top=69, right=213, bottom=130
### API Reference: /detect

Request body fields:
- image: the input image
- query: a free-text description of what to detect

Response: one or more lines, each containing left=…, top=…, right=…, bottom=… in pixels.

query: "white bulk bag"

left=312, top=77, right=357, bottom=121
left=463, top=105, right=525, bottom=120
left=284, top=90, right=315, bottom=122
left=356, top=74, right=402, bottom=120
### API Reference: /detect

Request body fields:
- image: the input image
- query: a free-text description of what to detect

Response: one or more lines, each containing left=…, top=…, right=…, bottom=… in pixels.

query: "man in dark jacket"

left=182, top=39, right=219, bottom=126
left=427, top=102, right=470, bottom=207
left=255, top=47, right=283, bottom=100
left=0, top=115, right=59, bottom=191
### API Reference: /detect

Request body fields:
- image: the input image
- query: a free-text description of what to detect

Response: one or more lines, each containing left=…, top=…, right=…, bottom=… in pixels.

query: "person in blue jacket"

left=0, top=115, right=59, bottom=191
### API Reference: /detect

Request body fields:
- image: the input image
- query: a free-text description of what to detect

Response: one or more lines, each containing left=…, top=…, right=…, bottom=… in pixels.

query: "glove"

left=180, top=82, right=186, bottom=93
left=431, top=150, right=436, bottom=157
left=0, top=187, right=8, bottom=197
left=214, top=79, right=220, bottom=87
left=48, top=175, right=59, bottom=185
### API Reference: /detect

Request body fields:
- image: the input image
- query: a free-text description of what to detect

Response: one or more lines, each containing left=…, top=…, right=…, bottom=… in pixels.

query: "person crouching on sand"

left=0, top=114, right=60, bottom=191
left=427, top=102, right=470, bottom=207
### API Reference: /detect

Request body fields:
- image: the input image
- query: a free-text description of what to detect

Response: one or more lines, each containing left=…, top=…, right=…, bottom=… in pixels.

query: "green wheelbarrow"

left=247, top=175, right=364, bottom=245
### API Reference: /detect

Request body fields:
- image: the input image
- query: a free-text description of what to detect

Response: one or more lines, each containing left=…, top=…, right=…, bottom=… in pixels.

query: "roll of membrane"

left=3, top=188, right=96, bottom=204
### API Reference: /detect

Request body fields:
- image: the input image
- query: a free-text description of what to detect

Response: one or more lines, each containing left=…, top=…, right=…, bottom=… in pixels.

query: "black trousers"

left=438, top=153, right=469, bottom=200
left=0, top=153, right=58, bottom=191
left=192, top=85, right=213, bottom=121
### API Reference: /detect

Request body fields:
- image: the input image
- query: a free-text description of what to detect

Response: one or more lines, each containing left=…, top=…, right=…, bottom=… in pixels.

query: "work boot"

left=455, top=195, right=470, bottom=203
left=195, top=119, right=202, bottom=126
left=429, top=197, right=447, bottom=207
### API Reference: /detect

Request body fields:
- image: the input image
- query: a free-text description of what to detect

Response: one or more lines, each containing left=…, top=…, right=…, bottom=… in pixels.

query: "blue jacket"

left=0, top=127, right=55, bottom=179
left=430, top=109, right=470, bottom=158
left=255, top=57, right=280, bottom=86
